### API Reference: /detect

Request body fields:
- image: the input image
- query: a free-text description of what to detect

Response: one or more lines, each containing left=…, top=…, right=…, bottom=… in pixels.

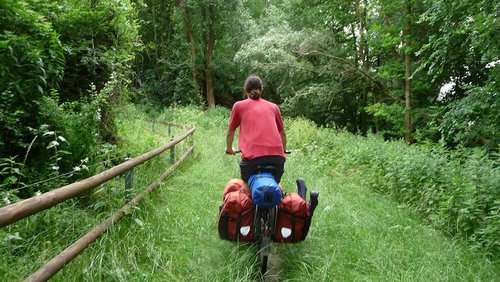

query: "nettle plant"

left=0, top=157, right=25, bottom=205
left=41, top=125, right=70, bottom=180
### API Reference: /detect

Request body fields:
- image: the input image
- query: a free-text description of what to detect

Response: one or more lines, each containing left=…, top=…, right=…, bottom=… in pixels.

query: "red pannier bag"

left=274, top=192, right=311, bottom=243
left=217, top=179, right=254, bottom=242
left=222, top=178, right=246, bottom=196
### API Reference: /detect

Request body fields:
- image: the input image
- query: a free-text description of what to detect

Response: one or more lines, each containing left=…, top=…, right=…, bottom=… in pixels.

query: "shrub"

left=319, top=132, right=500, bottom=256
left=285, top=113, right=499, bottom=256
left=0, top=0, right=65, bottom=158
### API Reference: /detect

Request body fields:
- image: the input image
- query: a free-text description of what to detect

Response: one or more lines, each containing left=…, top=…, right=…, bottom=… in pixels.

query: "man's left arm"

left=226, top=129, right=236, bottom=154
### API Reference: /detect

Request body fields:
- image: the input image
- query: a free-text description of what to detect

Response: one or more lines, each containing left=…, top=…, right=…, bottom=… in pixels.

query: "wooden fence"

left=0, top=121, right=195, bottom=281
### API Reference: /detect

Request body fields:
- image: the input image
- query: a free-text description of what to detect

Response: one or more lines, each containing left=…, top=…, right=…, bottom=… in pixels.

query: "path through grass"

left=15, top=105, right=499, bottom=281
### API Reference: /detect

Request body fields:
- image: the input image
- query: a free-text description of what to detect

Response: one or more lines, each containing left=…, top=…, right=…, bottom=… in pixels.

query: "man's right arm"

left=280, top=130, right=287, bottom=152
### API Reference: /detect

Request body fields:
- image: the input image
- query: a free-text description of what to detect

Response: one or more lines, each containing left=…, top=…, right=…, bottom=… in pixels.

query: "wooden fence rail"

left=0, top=126, right=195, bottom=228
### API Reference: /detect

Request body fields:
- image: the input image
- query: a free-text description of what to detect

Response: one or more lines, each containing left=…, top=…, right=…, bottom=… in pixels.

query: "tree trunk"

left=177, top=0, right=201, bottom=98
left=152, top=0, right=158, bottom=60
left=159, top=0, right=164, bottom=55
left=202, top=4, right=216, bottom=108
left=355, top=0, right=369, bottom=135
left=205, top=29, right=215, bottom=108
left=351, top=20, right=358, bottom=64
left=373, top=92, right=380, bottom=133
left=404, top=0, right=413, bottom=144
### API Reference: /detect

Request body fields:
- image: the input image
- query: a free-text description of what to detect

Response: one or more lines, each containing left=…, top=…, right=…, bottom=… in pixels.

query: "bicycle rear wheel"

left=257, top=208, right=274, bottom=275
left=260, top=254, right=268, bottom=274
left=259, top=235, right=271, bottom=274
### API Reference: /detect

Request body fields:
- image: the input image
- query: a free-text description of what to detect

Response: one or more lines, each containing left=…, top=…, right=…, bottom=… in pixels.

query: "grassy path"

left=49, top=107, right=498, bottom=281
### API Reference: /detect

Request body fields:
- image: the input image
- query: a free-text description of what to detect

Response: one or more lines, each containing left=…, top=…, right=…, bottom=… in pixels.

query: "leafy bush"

left=0, top=0, right=143, bottom=196
left=37, top=91, right=100, bottom=172
left=323, top=133, right=500, bottom=256
left=0, top=0, right=65, bottom=157
left=365, top=102, right=406, bottom=138
left=0, top=90, right=101, bottom=196
left=50, top=0, right=141, bottom=102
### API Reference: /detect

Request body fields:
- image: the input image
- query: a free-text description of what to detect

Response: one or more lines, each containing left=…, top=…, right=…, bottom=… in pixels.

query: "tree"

left=177, top=0, right=202, bottom=100
left=201, top=2, right=216, bottom=107
left=175, top=0, right=241, bottom=108
left=355, top=0, right=370, bottom=135
left=403, top=0, right=413, bottom=144
left=1, top=0, right=142, bottom=194
left=416, top=0, right=499, bottom=147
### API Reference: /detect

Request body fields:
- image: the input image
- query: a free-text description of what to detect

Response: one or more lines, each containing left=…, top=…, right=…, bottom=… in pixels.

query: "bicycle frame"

left=246, top=165, right=281, bottom=275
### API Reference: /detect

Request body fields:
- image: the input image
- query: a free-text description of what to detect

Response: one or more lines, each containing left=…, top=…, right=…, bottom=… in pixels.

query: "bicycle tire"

left=260, top=254, right=268, bottom=274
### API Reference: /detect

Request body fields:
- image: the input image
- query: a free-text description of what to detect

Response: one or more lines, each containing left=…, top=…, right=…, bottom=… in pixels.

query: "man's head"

left=244, top=75, right=263, bottom=100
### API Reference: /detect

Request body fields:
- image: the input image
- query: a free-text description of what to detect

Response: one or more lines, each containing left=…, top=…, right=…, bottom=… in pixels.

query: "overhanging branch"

left=294, top=49, right=404, bottom=103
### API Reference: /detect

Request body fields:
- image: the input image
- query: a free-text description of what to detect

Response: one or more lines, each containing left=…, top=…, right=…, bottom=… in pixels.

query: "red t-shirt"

left=228, top=98, right=285, bottom=160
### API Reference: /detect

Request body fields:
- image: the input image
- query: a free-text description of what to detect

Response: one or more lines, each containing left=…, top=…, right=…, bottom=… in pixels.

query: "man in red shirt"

left=226, top=75, right=287, bottom=183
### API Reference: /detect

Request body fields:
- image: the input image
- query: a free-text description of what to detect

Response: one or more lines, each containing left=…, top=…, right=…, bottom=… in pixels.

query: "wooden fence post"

left=170, top=136, right=175, bottom=164
left=124, top=153, right=133, bottom=203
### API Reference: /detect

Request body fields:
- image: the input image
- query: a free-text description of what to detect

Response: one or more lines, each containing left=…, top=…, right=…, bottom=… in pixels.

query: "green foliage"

left=44, top=0, right=143, bottom=143
left=132, top=0, right=204, bottom=106
left=418, top=0, right=498, bottom=94
left=119, top=0, right=500, bottom=151
left=234, top=24, right=314, bottom=94
left=211, top=2, right=256, bottom=105
left=323, top=132, right=500, bottom=257
left=0, top=157, right=24, bottom=205
left=37, top=92, right=100, bottom=173
left=0, top=158, right=24, bottom=189
left=412, top=105, right=442, bottom=142
left=0, top=0, right=65, bottom=157
left=1, top=0, right=143, bottom=197
left=233, top=23, right=366, bottom=129
left=440, top=83, right=499, bottom=149
left=134, top=0, right=248, bottom=107
left=365, top=102, right=406, bottom=137
left=1, top=87, right=101, bottom=196
left=228, top=0, right=499, bottom=147
left=50, top=0, right=141, bottom=101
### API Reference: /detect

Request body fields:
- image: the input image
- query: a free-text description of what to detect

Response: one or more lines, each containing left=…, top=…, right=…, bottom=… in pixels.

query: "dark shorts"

left=240, top=155, right=286, bottom=183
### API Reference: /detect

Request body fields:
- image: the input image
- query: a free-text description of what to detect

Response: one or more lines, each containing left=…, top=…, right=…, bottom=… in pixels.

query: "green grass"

left=1, top=105, right=499, bottom=281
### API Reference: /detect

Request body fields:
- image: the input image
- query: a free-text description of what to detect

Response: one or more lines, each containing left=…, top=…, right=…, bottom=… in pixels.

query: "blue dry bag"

left=248, top=172, right=282, bottom=208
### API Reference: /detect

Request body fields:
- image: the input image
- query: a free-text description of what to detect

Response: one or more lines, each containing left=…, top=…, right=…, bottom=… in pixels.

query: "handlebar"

left=230, top=149, right=291, bottom=155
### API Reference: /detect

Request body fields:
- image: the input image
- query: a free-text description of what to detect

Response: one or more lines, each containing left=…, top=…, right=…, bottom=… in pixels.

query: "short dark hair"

left=244, top=75, right=263, bottom=100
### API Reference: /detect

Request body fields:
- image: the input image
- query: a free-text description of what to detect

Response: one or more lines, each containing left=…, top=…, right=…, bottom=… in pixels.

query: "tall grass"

left=1, top=105, right=499, bottom=281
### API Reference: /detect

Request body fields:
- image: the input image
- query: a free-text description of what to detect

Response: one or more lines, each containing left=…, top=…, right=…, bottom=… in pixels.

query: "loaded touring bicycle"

left=217, top=151, right=319, bottom=274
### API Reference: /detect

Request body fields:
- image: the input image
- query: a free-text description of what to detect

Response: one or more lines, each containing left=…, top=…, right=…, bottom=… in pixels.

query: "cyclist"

left=225, top=75, right=287, bottom=183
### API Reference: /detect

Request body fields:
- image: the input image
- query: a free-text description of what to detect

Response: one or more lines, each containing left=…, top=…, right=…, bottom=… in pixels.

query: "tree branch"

left=294, top=49, right=404, bottom=103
